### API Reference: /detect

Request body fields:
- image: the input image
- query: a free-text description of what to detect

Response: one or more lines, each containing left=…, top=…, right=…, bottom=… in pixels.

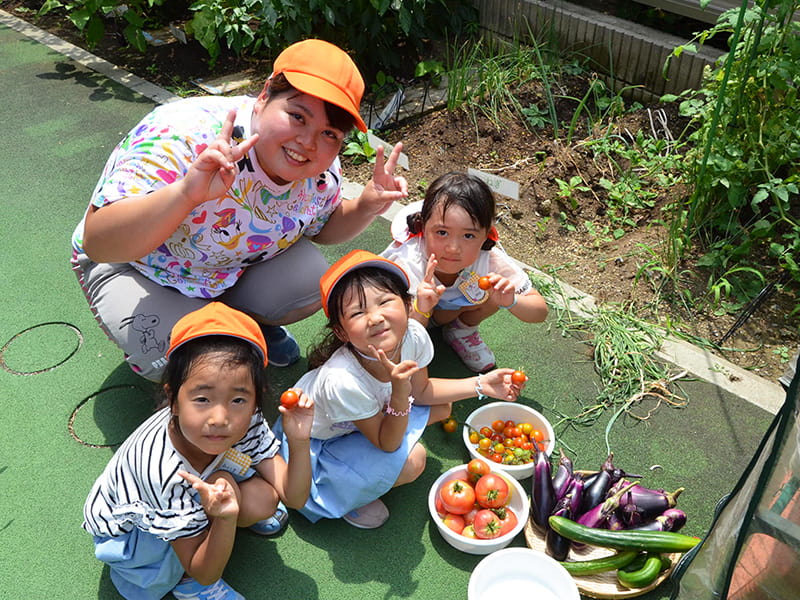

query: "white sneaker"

left=172, top=578, right=244, bottom=600
left=442, top=319, right=496, bottom=373
left=343, top=499, right=389, bottom=529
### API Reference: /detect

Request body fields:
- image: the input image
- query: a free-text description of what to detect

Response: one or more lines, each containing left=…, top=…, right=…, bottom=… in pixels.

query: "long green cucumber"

left=559, top=550, right=640, bottom=576
left=549, top=516, right=700, bottom=553
left=617, top=553, right=669, bottom=588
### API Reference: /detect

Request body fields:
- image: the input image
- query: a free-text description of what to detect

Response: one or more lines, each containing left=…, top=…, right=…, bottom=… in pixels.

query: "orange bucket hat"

left=320, top=250, right=410, bottom=317
left=272, top=38, right=367, bottom=132
left=166, top=302, right=268, bottom=366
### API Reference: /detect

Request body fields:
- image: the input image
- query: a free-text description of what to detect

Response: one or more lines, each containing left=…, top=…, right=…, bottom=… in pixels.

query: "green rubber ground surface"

left=0, top=19, right=778, bottom=600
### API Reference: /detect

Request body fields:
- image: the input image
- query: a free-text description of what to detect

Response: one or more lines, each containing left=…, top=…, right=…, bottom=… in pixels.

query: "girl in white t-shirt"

left=273, top=250, right=525, bottom=529
left=83, top=303, right=314, bottom=600
left=381, top=171, right=549, bottom=372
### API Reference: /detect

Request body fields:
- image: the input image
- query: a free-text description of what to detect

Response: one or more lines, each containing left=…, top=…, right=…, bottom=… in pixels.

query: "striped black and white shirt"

left=83, top=407, right=279, bottom=541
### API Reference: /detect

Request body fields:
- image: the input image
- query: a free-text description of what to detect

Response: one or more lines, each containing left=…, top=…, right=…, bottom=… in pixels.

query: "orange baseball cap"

left=166, top=302, right=268, bottom=366
left=273, top=39, right=367, bottom=132
left=320, top=250, right=409, bottom=317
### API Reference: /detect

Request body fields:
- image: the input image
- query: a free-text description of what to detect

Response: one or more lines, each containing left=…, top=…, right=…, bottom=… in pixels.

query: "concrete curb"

left=3, top=8, right=783, bottom=415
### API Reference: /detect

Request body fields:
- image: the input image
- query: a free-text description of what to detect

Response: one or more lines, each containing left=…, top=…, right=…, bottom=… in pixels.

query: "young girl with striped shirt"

left=82, top=302, right=314, bottom=600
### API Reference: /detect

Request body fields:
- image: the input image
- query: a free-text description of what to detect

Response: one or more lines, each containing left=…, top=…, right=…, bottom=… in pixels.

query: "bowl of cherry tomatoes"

left=428, top=460, right=529, bottom=555
left=463, top=402, right=555, bottom=480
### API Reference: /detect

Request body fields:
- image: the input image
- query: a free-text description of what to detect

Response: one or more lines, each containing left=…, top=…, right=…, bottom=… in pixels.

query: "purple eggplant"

left=531, top=446, right=555, bottom=530
left=619, top=484, right=685, bottom=525
left=579, top=453, right=616, bottom=514
left=552, top=448, right=574, bottom=501
left=606, top=509, right=626, bottom=531
left=577, top=481, right=638, bottom=529
left=631, top=508, right=688, bottom=532
left=545, top=477, right=583, bottom=560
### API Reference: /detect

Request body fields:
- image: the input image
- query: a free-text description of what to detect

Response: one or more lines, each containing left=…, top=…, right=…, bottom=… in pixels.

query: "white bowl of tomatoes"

left=428, top=460, right=530, bottom=555
left=463, top=402, right=555, bottom=480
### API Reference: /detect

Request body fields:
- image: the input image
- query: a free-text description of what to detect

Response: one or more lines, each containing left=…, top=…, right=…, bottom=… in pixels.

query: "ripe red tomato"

left=511, top=370, right=527, bottom=385
left=489, top=452, right=504, bottom=463
left=280, top=389, right=299, bottom=408
left=491, top=419, right=505, bottom=433
left=478, top=276, right=492, bottom=290
left=441, top=417, right=457, bottom=433
left=495, top=506, right=519, bottom=536
left=462, top=505, right=479, bottom=526
left=435, top=495, right=446, bottom=518
left=467, top=458, right=491, bottom=484
left=531, top=429, right=545, bottom=443
left=473, top=509, right=503, bottom=539
left=479, top=426, right=494, bottom=438
left=442, top=513, right=465, bottom=534
left=475, top=473, right=510, bottom=508
left=439, top=479, right=476, bottom=515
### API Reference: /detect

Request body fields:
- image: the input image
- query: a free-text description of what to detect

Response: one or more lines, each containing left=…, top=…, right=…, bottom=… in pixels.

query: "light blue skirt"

left=274, top=404, right=430, bottom=522
left=94, top=528, right=184, bottom=600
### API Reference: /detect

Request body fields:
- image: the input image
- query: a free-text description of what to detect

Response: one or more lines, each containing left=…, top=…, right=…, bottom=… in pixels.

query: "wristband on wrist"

left=501, top=295, right=518, bottom=309
left=475, top=375, right=488, bottom=400
left=385, top=395, right=414, bottom=417
left=413, top=298, right=432, bottom=319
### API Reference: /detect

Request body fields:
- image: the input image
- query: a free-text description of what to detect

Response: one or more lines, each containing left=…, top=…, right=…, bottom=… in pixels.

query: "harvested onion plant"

left=529, top=271, right=687, bottom=454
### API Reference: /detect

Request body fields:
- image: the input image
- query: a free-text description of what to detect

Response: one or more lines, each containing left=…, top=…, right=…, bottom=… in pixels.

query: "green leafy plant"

left=521, top=103, right=549, bottom=129
left=342, top=130, right=376, bottom=165
left=661, top=0, right=800, bottom=313
left=414, top=60, right=445, bottom=87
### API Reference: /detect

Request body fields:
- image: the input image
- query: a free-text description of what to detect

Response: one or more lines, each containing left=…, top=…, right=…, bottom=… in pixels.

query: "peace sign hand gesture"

left=179, top=470, right=239, bottom=521
left=182, top=108, right=259, bottom=208
left=415, top=253, right=445, bottom=318
left=359, top=143, right=409, bottom=217
left=369, top=344, right=419, bottom=405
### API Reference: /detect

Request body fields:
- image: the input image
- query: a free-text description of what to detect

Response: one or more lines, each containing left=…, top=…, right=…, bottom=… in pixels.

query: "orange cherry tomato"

left=442, top=417, right=458, bottom=433
left=491, top=419, right=505, bottom=433
left=469, top=430, right=481, bottom=444
left=511, top=370, right=527, bottom=385
left=478, top=276, right=492, bottom=290
left=280, top=389, right=299, bottom=408
left=531, top=429, right=545, bottom=443
left=478, top=438, right=493, bottom=451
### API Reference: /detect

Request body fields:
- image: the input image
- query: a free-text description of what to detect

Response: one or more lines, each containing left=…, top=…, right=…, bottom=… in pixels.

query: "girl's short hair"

left=307, top=266, right=412, bottom=369
left=266, top=72, right=357, bottom=134
left=409, top=172, right=497, bottom=251
left=162, top=335, right=267, bottom=415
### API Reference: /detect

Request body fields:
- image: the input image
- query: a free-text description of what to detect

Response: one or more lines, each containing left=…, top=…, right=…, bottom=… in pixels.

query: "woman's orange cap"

left=319, top=250, right=409, bottom=317
left=166, top=302, right=268, bottom=366
left=272, top=38, right=367, bottom=132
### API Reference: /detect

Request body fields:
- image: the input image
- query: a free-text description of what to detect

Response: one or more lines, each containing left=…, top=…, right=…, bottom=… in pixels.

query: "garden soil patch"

left=7, top=0, right=797, bottom=384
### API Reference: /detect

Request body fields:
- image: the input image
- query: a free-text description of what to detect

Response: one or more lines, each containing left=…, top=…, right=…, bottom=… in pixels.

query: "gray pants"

left=71, top=238, right=327, bottom=381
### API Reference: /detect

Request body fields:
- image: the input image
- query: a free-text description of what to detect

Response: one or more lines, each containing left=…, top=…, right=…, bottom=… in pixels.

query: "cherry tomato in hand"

left=478, top=276, right=492, bottom=290
left=511, top=370, right=527, bottom=385
left=280, top=389, right=299, bottom=408
left=442, top=417, right=458, bottom=433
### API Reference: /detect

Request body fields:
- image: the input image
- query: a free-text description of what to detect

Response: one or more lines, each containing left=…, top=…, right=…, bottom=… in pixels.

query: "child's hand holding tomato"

left=478, top=272, right=516, bottom=309
left=479, top=368, right=525, bottom=402
left=278, top=388, right=314, bottom=441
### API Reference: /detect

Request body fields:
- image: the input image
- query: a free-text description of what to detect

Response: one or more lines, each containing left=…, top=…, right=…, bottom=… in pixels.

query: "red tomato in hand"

left=280, top=389, right=299, bottom=408
left=475, top=473, right=510, bottom=508
left=466, top=458, right=491, bottom=484
left=442, top=513, right=465, bottom=534
left=511, top=370, right=527, bottom=385
left=439, top=479, right=476, bottom=515
left=473, top=509, right=503, bottom=539
left=494, top=506, right=519, bottom=536
left=478, top=276, right=492, bottom=290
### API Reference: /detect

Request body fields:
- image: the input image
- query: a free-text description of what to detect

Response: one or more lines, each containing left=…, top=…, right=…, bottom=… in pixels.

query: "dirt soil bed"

left=7, top=1, right=797, bottom=384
